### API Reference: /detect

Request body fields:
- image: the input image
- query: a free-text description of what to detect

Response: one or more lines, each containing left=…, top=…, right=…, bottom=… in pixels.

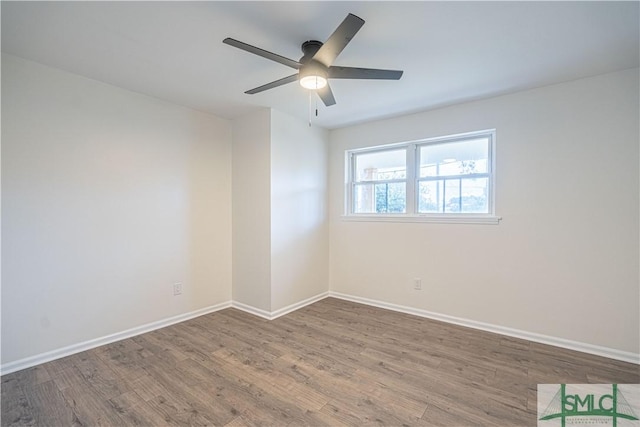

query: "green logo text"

left=539, top=384, right=638, bottom=427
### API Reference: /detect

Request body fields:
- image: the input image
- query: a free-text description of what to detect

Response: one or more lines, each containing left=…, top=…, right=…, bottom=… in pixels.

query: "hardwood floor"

left=2, top=297, right=638, bottom=426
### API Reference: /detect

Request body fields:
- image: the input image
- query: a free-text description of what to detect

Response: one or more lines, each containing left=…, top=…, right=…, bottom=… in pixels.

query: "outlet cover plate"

left=173, top=282, right=183, bottom=296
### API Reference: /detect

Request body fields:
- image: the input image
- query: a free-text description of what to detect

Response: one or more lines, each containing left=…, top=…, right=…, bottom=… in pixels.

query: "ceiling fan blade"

left=223, top=38, right=301, bottom=69
left=317, top=83, right=336, bottom=107
left=245, top=74, right=299, bottom=94
left=329, top=66, right=403, bottom=80
left=312, top=13, right=365, bottom=67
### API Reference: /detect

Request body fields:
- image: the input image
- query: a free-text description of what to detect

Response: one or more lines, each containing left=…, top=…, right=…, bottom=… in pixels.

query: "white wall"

left=231, top=109, right=329, bottom=313
left=231, top=109, right=272, bottom=312
left=270, top=110, right=328, bottom=311
left=1, top=54, right=233, bottom=364
left=328, top=69, right=639, bottom=354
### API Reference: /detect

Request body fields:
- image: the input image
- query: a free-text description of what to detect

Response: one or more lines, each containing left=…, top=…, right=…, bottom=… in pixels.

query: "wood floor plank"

left=142, top=356, right=237, bottom=425
left=24, top=380, right=78, bottom=426
left=108, top=392, right=173, bottom=426
left=2, top=297, right=638, bottom=426
left=211, top=348, right=330, bottom=413
left=58, top=376, right=128, bottom=426
left=93, top=343, right=153, bottom=382
left=127, top=373, right=172, bottom=403
left=0, top=386, right=37, bottom=426
left=143, top=394, right=215, bottom=426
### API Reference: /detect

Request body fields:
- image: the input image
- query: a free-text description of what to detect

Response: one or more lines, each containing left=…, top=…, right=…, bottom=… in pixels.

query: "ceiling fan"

left=223, top=13, right=403, bottom=107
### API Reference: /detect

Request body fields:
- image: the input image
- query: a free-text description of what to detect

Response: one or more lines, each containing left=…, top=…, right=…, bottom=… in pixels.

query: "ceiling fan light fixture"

left=299, top=62, right=328, bottom=90
left=300, top=74, right=327, bottom=90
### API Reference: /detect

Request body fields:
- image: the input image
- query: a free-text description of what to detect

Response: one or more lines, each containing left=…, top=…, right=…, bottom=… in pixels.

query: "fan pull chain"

left=307, top=91, right=321, bottom=127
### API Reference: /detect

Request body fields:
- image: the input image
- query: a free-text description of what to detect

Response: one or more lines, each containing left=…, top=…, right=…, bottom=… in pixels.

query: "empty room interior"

left=1, top=1, right=639, bottom=426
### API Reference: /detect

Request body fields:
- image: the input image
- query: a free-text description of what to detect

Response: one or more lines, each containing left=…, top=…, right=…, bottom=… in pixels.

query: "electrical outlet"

left=173, top=282, right=183, bottom=296
left=413, top=278, right=422, bottom=290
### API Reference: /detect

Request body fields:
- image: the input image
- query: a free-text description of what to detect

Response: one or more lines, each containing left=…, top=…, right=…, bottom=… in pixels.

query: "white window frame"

left=344, top=129, right=501, bottom=224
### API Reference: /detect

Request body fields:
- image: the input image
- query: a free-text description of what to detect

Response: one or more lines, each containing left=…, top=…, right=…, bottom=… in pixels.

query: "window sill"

left=340, top=214, right=502, bottom=225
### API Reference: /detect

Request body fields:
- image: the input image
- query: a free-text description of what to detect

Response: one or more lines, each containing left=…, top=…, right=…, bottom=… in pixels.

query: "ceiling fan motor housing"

left=300, top=40, right=323, bottom=64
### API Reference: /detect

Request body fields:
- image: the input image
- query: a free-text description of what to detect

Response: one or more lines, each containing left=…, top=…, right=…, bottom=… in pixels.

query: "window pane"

left=461, top=178, right=489, bottom=213
left=418, top=181, right=442, bottom=213
left=419, top=138, right=489, bottom=177
left=354, top=182, right=406, bottom=213
left=355, top=149, right=406, bottom=182
left=444, top=180, right=461, bottom=213
left=418, top=178, right=489, bottom=213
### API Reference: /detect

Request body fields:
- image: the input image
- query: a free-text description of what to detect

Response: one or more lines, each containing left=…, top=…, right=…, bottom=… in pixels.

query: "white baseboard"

left=230, top=301, right=272, bottom=320
left=328, top=291, right=640, bottom=365
left=231, top=291, right=329, bottom=320
left=0, top=301, right=233, bottom=376
left=270, top=291, right=329, bottom=319
left=3, top=291, right=637, bottom=375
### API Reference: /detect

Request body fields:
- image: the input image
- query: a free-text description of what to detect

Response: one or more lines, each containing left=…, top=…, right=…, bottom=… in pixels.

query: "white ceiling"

left=2, top=1, right=638, bottom=129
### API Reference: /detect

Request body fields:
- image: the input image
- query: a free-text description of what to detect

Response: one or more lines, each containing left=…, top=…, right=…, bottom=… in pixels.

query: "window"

left=346, top=130, right=498, bottom=224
